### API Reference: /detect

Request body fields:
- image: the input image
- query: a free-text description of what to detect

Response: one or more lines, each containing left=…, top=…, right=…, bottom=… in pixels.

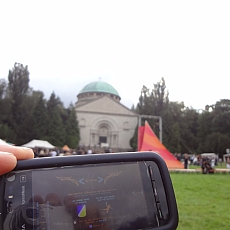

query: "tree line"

left=0, top=63, right=80, bottom=148
left=130, top=78, right=230, bottom=158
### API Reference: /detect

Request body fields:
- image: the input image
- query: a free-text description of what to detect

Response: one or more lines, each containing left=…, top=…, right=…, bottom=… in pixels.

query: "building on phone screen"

left=75, top=81, right=138, bottom=152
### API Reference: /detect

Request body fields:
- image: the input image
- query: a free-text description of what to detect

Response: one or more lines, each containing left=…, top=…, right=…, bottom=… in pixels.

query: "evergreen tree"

left=137, top=78, right=169, bottom=136
left=46, top=92, right=66, bottom=146
left=0, top=123, right=17, bottom=143
left=32, top=93, right=48, bottom=140
left=197, top=111, right=215, bottom=152
left=1, top=63, right=81, bottom=147
left=134, top=78, right=199, bottom=154
left=168, top=122, right=181, bottom=153
left=0, top=79, right=10, bottom=123
left=203, top=132, right=230, bottom=158
left=64, top=104, right=80, bottom=148
left=211, top=100, right=230, bottom=135
left=7, top=63, right=31, bottom=144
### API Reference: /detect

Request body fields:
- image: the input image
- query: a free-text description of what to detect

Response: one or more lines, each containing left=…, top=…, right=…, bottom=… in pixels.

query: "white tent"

left=21, top=139, right=55, bottom=149
left=201, top=153, right=217, bottom=158
left=0, top=139, right=9, bottom=145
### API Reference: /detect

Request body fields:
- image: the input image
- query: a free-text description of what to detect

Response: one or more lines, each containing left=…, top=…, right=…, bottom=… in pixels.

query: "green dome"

left=79, top=81, right=120, bottom=98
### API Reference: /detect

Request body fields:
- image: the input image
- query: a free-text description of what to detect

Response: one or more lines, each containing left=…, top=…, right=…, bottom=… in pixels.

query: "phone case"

left=0, top=151, right=178, bottom=230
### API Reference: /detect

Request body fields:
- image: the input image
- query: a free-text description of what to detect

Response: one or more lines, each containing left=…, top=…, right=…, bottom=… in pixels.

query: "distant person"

left=227, top=157, right=230, bottom=169
left=184, top=154, right=189, bottom=169
left=201, top=157, right=214, bottom=174
left=218, top=158, right=223, bottom=166
left=87, top=149, right=92, bottom=154
left=211, top=157, right=215, bottom=168
left=49, top=149, right=57, bottom=157
left=38, top=149, right=47, bottom=157
left=77, top=148, right=82, bottom=155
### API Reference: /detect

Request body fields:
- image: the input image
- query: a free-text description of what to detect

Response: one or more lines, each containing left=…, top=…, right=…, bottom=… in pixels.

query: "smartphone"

left=0, top=151, right=178, bottom=230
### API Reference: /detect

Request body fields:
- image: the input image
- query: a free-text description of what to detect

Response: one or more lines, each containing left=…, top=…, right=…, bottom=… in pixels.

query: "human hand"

left=0, top=145, right=34, bottom=176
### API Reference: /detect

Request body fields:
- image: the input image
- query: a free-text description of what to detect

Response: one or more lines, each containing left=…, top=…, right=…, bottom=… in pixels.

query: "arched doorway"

left=98, top=124, right=109, bottom=145
left=90, top=118, right=119, bottom=149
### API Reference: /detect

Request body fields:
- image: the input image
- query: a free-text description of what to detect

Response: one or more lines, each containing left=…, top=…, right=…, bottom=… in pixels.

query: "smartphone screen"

left=2, top=161, right=168, bottom=230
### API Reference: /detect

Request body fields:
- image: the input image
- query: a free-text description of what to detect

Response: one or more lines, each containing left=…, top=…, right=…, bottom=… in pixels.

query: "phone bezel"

left=0, top=151, right=178, bottom=230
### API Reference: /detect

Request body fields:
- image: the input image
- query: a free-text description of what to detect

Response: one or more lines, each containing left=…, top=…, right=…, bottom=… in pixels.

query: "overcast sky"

left=1, top=1, right=230, bottom=110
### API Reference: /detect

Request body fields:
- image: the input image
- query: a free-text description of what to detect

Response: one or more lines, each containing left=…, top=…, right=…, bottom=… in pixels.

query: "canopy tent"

left=21, top=139, right=55, bottom=149
left=0, top=139, right=9, bottom=145
left=62, top=145, right=70, bottom=151
left=138, top=121, right=184, bottom=169
left=201, top=153, right=217, bottom=158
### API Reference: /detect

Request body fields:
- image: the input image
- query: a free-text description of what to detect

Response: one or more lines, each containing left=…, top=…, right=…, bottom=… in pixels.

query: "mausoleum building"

left=75, top=81, right=138, bottom=151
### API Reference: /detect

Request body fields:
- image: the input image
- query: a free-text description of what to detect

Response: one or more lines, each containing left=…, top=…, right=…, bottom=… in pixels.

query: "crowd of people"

left=174, top=152, right=230, bottom=173
left=34, top=148, right=230, bottom=174
left=33, top=147, right=114, bottom=158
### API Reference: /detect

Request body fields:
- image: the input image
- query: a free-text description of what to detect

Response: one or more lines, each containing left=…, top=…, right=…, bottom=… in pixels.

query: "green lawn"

left=170, top=173, right=230, bottom=230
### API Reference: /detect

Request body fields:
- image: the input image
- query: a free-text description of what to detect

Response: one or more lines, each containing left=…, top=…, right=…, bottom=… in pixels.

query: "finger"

left=0, top=145, right=34, bottom=160
left=0, top=152, right=17, bottom=175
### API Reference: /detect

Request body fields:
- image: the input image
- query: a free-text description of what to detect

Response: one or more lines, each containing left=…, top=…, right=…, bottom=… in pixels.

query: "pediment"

left=76, top=96, right=137, bottom=116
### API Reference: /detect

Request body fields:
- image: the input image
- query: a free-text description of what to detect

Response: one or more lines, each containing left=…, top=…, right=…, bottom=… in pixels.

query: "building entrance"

left=99, top=136, right=107, bottom=144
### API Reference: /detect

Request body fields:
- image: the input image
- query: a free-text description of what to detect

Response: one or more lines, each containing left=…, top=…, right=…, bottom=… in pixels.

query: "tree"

left=137, top=77, right=169, bottom=116
left=134, top=78, right=201, bottom=154
left=167, top=122, right=181, bottom=153
left=0, top=123, right=17, bottom=143
left=151, top=77, right=169, bottom=115
left=8, top=63, right=30, bottom=104
left=130, top=125, right=138, bottom=151
left=137, top=77, right=170, bottom=140
left=179, top=108, right=199, bottom=153
left=7, top=63, right=31, bottom=144
left=45, top=92, right=66, bottom=146
left=203, top=132, right=230, bottom=157
left=1, top=63, right=82, bottom=146
left=0, top=79, right=11, bottom=124
left=32, top=93, right=48, bottom=140
left=162, top=101, right=185, bottom=151
left=0, top=79, right=7, bottom=99
left=210, top=100, right=230, bottom=136
left=63, top=104, right=80, bottom=148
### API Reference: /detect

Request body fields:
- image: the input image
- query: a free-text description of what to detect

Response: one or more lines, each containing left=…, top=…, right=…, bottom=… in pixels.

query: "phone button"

left=152, top=181, right=159, bottom=202
left=156, top=202, right=163, bottom=219
left=148, top=165, right=155, bottom=180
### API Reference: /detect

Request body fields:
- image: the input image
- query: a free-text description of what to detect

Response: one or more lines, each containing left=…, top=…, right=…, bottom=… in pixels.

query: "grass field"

left=170, top=173, right=230, bottom=230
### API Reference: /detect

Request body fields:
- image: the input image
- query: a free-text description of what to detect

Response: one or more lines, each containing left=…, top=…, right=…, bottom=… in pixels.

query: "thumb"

left=0, top=152, right=17, bottom=176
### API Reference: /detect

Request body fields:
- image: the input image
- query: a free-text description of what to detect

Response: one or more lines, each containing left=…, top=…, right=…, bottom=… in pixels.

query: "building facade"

left=75, top=81, right=138, bottom=151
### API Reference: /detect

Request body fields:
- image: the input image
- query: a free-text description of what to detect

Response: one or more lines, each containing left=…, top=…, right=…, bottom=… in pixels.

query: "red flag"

left=138, top=121, right=183, bottom=169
